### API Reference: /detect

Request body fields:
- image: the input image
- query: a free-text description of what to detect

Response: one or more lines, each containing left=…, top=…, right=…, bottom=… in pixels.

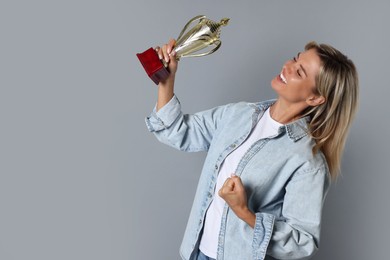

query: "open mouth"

left=279, top=72, right=287, bottom=84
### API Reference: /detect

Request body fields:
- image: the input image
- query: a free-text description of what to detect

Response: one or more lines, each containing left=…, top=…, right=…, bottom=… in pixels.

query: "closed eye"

left=292, top=57, right=302, bottom=77
left=293, top=54, right=306, bottom=78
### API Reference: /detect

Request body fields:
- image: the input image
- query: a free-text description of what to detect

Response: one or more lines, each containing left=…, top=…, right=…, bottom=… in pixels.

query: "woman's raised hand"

left=155, top=38, right=178, bottom=111
left=155, top=38, right=178, bottom=78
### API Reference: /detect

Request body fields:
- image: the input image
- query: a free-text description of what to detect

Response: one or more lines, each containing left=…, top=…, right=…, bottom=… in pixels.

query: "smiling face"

left=271, top=48, right=323, bottom=107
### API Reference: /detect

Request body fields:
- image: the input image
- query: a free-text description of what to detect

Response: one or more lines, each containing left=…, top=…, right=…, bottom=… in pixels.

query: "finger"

left=167, top=38, right=176, bottom=54
left=219, top=178, right=231, bottom=197
left=169, top=50, right=177, bottom=60
left=168, top=50, right=177, bottom=68
left=222, top=177, right=231, bottom=187
left=231, top=175, right=241, bottom=182
left=154, top=46, right=163, bottom=60
left=218, top=185, right=232, bottom=197
left=161, top=44, right=170, bottom=63
left=231, top=176, right=244, bottom=190
left=223, top=177, right=235, bottom=191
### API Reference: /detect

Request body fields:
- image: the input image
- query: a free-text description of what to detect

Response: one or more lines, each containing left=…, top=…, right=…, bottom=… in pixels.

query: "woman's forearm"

left=157, top=77, right=175, bottom=111
left=155, top=39, right=177, bottom=112
left=236, top=207, right=256, bottom=229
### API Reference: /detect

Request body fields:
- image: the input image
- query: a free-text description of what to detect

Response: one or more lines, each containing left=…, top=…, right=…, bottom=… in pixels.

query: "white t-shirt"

left=199, top=107, right=282, bottom=258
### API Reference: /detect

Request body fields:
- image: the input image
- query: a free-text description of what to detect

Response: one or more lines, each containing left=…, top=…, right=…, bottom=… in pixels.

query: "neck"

left=270, top=100, right=307, bottom=124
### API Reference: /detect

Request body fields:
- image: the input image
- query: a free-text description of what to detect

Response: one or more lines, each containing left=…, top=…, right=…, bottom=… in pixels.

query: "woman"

left=145, top=39, right=359, bottom=260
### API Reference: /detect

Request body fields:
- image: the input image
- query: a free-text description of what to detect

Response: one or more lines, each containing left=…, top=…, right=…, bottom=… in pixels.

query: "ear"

left=306, top=95, right=325, bottom=107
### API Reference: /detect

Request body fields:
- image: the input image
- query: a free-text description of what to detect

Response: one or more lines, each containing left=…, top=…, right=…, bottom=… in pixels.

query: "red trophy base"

left=136, top=47, right=170, bottom=85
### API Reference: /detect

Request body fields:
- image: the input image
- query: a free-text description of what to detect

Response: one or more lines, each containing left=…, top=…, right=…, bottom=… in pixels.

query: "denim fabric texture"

left=146, top=95, right=330, bottom=260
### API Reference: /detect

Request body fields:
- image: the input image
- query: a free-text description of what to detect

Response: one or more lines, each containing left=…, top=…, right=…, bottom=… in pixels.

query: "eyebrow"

left=297, top=52, right=308, bottom=77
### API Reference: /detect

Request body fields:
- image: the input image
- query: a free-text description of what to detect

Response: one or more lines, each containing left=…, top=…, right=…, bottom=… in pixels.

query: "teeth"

left=280, top=72, right=287, bottom=84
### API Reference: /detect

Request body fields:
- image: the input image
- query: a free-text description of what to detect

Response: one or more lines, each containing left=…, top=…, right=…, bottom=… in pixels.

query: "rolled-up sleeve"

left=252, top=212, right=275, bottom=259
left=145, top=95, right=233, bottom=152
left=145, top=95, right=182, bottom=132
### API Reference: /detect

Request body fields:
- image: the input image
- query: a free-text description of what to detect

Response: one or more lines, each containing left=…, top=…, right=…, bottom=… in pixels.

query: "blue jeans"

left=197, top=250, right=216, bottom=260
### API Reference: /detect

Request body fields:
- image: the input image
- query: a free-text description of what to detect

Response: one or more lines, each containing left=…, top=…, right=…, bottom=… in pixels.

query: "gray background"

left=1, top=0, right=388, bottom=259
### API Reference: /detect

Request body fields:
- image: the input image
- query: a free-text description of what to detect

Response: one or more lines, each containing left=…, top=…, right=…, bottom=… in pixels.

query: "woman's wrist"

left=236, top=207, right=256, bottom=229
left=157, top=78, right=174, bottom=111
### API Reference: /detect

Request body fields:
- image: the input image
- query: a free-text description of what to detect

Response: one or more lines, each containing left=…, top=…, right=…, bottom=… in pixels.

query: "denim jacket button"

left=215, top=165, right=218, bottom=170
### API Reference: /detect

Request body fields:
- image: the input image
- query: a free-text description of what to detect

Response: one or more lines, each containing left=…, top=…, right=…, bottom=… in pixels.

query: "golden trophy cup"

left=137, top=15, right=230, bottom=85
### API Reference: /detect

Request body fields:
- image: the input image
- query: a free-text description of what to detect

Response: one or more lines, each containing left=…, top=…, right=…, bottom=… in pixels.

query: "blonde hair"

left=302, top=42, right=359, bottom=179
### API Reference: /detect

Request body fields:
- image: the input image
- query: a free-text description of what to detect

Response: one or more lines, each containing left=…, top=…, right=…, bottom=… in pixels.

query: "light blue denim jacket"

left=145, top=95, right=330, bottom=260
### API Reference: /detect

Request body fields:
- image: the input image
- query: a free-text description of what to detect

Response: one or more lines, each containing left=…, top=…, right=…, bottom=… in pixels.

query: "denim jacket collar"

left=251, top=100, right=310, bottom=142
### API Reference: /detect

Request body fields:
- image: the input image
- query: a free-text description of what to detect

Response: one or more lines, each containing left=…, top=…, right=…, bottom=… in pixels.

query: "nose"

left=283, top=61, right=293, bottom=75
left=283, top=60, right=297, bottom=75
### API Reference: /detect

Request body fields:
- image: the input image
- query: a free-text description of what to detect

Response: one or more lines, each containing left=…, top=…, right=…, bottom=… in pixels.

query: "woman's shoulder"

left=222, top=99, right=276, bottom=114
left=292, top=145, right=330, bottom=181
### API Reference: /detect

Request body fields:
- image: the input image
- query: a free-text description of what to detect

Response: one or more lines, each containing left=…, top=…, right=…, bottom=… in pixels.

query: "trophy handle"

left=180, top=40, right=221, bottom=58
left=176, top=15, right=207, bottom=41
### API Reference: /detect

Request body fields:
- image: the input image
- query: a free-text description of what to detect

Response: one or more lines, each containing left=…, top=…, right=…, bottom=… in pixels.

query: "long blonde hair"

left=302, top=42, right=359, bottom=179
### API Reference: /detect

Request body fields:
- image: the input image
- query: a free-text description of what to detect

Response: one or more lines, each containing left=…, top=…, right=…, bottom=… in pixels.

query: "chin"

left=270, top=78, right=281, bottom=93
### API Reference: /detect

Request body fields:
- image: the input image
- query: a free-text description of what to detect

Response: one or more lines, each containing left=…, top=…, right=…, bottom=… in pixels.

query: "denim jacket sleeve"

left=253, top=165, right=330, bottom=260
left=145, top=95, right=230, bottom=152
